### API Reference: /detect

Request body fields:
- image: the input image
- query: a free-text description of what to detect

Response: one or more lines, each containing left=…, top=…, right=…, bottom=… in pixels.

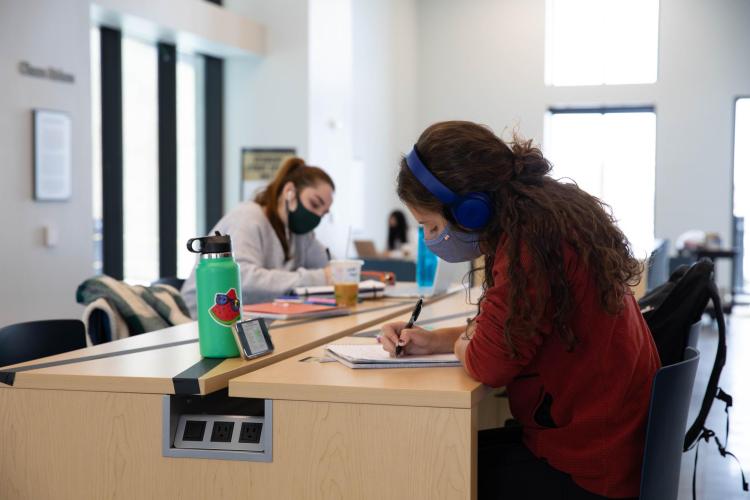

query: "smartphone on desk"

left=232, top=318, right=275, bottom=360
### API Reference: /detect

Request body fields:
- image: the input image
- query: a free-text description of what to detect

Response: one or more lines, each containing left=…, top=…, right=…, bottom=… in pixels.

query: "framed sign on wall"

left=33, top=109, right=72, bottom=201
left=241, top=148, right=296, bottom=202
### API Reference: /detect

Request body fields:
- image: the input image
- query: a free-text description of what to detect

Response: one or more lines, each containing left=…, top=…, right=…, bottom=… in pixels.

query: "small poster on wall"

left=241, top=148, right=296, bottom=201
left=33, top=109, right=72, bottom=201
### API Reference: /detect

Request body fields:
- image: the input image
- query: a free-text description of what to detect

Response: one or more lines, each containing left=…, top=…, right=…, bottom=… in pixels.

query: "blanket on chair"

left=76, top=275, right=192, bottom=341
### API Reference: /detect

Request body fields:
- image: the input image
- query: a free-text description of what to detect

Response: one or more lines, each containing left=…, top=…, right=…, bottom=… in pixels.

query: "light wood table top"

left=229, top=289, right=491, bottom=409
left=0, top=296, right=450, bottom=395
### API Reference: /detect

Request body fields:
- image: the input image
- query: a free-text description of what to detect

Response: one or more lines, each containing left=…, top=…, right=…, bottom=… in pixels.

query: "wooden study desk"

left=228, top=290, right=505, bottom=500
left=0, top=297, right=420, bottom=395
left=0, top=295, right=449, bottom=499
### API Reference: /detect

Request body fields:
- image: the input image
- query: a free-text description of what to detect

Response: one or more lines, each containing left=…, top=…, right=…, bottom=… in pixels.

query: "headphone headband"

left=405, top=147, right=457, bottom=205
left=404, top=145, right=492, bottom=230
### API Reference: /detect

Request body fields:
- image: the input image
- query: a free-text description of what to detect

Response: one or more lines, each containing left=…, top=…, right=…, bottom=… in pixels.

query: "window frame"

left=731, top=96, right=750, bottom=292
left=544, top=105, right=657, bottom=255
left=94, top=27, right=223, bottom=283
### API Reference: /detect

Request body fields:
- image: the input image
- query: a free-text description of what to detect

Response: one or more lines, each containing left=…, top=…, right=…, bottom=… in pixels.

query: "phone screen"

left=235, top=319, right=273, bottom=359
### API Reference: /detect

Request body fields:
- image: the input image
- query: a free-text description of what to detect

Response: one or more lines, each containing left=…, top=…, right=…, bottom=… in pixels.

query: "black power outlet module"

left=210, top=421, right=234, bottom=442
left=183, top=420, right=207, bottom=441
left=239, top=422, right=262, bottom=444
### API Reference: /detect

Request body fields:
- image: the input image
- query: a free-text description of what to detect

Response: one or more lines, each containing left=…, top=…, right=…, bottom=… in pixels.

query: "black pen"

left=396, top=297, right=423, bottom=357
left=325, top=248, right=332, bottom=261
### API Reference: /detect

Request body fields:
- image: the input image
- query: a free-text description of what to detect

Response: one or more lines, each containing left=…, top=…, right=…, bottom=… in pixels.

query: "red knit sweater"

left=465, top=242, right=660, bottom=498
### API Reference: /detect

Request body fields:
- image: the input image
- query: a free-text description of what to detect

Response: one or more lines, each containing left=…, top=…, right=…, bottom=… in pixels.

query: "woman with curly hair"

left=379, top=121, right=659, bottom=499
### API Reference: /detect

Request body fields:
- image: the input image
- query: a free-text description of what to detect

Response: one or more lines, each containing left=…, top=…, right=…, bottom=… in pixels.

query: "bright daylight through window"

left=546, top=0, right=660, bottom=86
left=545, top=110, right=657, bottom=257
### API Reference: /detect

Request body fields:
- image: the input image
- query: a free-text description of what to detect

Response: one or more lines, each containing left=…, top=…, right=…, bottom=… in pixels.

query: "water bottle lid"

left=187, top=231, right=233, bottom=255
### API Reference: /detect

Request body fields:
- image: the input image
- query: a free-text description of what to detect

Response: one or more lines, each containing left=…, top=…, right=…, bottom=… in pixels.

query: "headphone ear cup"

left=452, top=193, right=492, bottom=230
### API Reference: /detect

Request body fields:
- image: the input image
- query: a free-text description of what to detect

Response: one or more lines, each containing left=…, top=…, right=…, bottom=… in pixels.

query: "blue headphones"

left=405, top=146, right=492, bottom=230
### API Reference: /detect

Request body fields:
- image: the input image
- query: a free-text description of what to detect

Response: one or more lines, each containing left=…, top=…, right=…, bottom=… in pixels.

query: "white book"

left=325, top=343, right=460, bottom=369
left=293, top=280, right=386, bottom=298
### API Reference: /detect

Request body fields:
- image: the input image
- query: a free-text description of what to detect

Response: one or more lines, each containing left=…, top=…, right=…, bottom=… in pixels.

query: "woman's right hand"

left=378, top=321, right=436, bottom=356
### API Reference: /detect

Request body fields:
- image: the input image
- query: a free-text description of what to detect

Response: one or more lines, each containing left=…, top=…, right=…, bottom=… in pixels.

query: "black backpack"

left=638, top=258, right=747, bottom=496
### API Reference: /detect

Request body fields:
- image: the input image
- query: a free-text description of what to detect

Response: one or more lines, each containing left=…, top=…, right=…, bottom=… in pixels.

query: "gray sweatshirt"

left=181, top=201, right=328, bottom=317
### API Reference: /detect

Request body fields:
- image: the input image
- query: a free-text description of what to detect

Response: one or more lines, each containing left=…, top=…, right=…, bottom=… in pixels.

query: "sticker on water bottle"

left=208, top=288, right=241, bottom=326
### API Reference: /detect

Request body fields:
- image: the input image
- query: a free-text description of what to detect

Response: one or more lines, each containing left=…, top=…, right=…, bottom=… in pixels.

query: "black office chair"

left=647, top=239, right=670, bottom=292
left=0, top=319, right=86, bottom=367
left=152, top=277, right=185, bottom=291
left=640, top=346, right=700, bottom=500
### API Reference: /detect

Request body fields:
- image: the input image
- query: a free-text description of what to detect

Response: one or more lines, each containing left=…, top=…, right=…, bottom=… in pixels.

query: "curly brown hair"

left=397, top=121, right=642, bottom=354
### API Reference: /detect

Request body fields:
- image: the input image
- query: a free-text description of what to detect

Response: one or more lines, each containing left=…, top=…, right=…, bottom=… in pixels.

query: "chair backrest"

left=640, top=346, right=700, bottom=500
left=647, top=238, right=670, bottom=291
left=0, top=319, right=86, bottom=367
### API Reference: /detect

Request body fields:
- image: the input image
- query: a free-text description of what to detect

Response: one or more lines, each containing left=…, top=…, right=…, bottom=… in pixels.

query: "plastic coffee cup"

left=330, top=259, right=364, bottom=307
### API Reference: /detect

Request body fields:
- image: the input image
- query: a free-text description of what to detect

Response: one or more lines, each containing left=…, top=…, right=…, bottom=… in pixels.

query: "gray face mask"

left=425, top=225, right=482, bottom=263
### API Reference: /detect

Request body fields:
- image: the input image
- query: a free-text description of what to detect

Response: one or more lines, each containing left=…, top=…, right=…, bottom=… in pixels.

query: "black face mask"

left=286, top=194, right=322, bottom=234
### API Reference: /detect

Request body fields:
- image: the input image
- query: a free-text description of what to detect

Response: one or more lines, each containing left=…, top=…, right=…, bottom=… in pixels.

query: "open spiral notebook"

left=325, top=343, right=460, bottom=369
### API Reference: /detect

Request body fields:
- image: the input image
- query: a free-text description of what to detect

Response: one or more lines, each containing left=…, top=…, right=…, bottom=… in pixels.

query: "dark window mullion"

left=548, top=105, right=655, bottom=115
left=204, top=55, right=224, bottom=230
left=100, top=27, right=124, bottom=280
left=158, top=43, right=178, bottom=278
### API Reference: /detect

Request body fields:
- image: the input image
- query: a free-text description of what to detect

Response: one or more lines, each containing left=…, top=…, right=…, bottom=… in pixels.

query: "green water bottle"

left=187, top=232, right=242, bottom=358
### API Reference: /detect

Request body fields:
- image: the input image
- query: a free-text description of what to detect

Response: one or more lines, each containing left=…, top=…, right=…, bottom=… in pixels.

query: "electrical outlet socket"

left=239, top=422, right=262, bottom=444
left=210, top=421, right=234, bottom=442
left=183, top=420, right=206, bottom=441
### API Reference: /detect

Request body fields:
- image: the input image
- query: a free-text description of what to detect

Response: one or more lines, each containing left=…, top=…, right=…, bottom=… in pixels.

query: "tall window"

left=545, top=0, right=660, bottom=86
left=122, top=37, right=159, bottom=284
left=733, top=98, right=750, bottom=288
left=177, top=53, right=203, bottom=278
left=90, top=27, right=103, bottom=274
left=91, top=28, right=220, bottom=284
left=544, top=109, right=656, bottom=255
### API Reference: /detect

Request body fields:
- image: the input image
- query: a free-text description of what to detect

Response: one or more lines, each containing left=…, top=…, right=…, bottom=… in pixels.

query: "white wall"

left=415, top=0, right=750, bottom=285
left=306, top=0, right=357, bottom=258
left=0, top=0, right=93, bottom=326
left=223, top=0, right=309, bottom=213
left=654, top=0, right=750, bottom=258
left=223, top=0, right=420, bottom=258
left=351, top=0, right=419, bottom=251
left=417, top=0, right=546, bottom=135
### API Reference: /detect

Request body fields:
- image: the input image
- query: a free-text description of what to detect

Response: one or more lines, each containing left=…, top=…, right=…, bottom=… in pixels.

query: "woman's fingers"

left=379, top=322, right=405, bottom=354
left=380, top=322, right=406, bottom=347
left=380, top=324, right=433, bottom=355
left=379, top=333, right=397, bottom=354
